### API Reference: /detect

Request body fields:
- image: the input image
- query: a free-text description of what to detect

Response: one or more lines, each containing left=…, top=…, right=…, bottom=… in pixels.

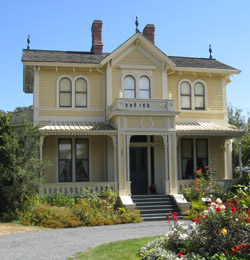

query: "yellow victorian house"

left=22, top=20, right=244, bottom=204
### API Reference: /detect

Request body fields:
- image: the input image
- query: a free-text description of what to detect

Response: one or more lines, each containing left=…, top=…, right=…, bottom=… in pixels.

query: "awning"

left=39, top=121, right=117, bottom=136
left=176, top=122, right=246, bottom=137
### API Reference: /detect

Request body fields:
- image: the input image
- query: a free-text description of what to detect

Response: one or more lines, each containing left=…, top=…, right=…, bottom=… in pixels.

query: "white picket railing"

left=41, top=182, right=118, bottom=196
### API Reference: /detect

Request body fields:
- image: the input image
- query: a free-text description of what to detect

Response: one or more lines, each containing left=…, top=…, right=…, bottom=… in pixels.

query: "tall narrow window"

left=180, top=81, right=191, bottom=109
left=139, top=76, right=150, bottom=99
left=181, top=139, right=194, bottom=179
left=75, top=139, right=89, bottom=182
left=59, top=78, right=71, bottom=107
left=75, top=78, right=87, bottom=107
left=196, top=139, right=208, bottom=169
left=124, top=76, right=135, bottom=98
left=194, top=82, right=205, bottom=110
left=59, top=139, right=72, bottom=182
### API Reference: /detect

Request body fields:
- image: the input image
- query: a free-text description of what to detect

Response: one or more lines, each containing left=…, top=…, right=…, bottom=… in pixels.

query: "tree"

left=228, top=104, right=250, bottom=167
left=0, top=117, right=50, bottom=219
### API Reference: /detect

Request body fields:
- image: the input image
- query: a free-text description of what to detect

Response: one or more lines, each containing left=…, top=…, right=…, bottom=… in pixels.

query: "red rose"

left=173, top=216, right=177, bottom=221
left=231, top=207, right=236, bottom=213
left=192, top=218, right=196, bottom=222
left=248, top=209, right=250, bottom=215
left=246, top=218, right=250, bottom=223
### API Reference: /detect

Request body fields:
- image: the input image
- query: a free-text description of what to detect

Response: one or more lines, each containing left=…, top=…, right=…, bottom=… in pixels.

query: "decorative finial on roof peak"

left=135, top=16, right=140, bottom=33
left=209, top=44, right=213, bottom=59
left=27, top=35, right=30, bottom=50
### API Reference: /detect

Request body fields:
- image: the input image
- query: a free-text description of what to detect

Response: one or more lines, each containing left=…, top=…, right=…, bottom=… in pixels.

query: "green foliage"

left=0, top=118, right=50, bottom=219
left=19, top=190, right=142, bottom=228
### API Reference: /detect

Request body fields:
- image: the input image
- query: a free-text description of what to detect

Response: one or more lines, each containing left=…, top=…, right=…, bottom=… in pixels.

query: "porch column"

left=168, top=133, right=178, bottom=194
left=163, top=135, right=170, bottom=194
left=126, top=135, right=132, bottom=195
left=238, top=137, right=242, bottom=176
left=111, top=135, right=118, bottom=183
left=224, top=140, right=233, bottom=179
left=39, top=136, right=44, bottom=162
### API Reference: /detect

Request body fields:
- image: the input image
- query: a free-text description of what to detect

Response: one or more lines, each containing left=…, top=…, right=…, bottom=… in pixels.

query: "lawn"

left=69, top=236, right=159, bottom=260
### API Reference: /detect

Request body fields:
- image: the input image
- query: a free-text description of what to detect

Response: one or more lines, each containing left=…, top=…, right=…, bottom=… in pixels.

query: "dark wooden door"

left=130, top=147, right=148, bottom=194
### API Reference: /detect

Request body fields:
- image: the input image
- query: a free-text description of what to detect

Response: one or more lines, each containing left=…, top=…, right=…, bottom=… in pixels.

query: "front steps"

left=132, top=194, right=182, bottom=221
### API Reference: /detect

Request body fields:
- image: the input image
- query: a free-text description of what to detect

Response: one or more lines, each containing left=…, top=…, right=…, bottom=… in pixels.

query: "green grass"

left=69, top=236, right=159, bottom=260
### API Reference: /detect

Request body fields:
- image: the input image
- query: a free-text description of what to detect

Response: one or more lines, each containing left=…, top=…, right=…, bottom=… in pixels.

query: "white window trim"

left=56, top=74, right=90, bottom=108
left=121, top=71, right=153, bottom=99
left=178, top=79, right=208, bottom=110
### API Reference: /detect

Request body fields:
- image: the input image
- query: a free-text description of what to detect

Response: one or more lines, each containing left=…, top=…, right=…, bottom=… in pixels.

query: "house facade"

left=21, top=20, right=244, bottom=198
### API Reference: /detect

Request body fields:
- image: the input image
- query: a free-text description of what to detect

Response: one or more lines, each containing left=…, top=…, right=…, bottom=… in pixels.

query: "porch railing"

left=111, top=98, right=175, bottom=113
left=41, top=182, right=118, bottom=196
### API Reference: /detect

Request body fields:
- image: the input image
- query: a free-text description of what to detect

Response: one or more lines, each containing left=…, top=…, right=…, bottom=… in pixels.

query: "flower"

left=216, top=207, right=221, bottom=213
left=221, top=228, right=227, bottom=235
left=216, top=198, right=222, bottom=204
left=194, top=187, right=199, bottom=192
left=246, top=218, right=250, bottom=223
left=240, top=243, right=247, bottom=249
left=248, top=209, right=250, bottom=216
left=231, top=207, right=236, bottom=213
left=177, top=250, right=185, bottom=257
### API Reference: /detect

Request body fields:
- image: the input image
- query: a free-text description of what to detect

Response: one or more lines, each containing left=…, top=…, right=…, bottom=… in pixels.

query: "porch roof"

left=39, top=121, right=117, bottom=136
left=176, top=122, right=246, bottom=137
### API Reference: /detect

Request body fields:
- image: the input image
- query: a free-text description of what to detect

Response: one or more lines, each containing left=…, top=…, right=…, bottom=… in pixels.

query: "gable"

left=118, top=47, right=156, bottom=66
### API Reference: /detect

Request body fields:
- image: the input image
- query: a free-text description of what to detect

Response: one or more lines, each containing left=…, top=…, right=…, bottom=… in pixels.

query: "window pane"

left=195, top=82, right=204, bottom=95
left=76, top=78, right=87, bottom=92
left=139, top=90, right=150, bottom=99
left=181, top=82, right=191, bottom=94
left=76, top=93, right=87, bottom=107
left=76, top=140, right=88, bottom=159
left=181, top=96, right=191, bottom=109
left=59, top=140, right=72, bottom=159
left=197, top=139, right=207, bottom=158
left=124, top=76, right=135, bottom=90
left=181, top=139, right=193, bottom=179
left=139, top=76, right=150, bottom=90
left=60, top=78, right=71, bottom=91
left=195, top=96, right=204, bottom=109
left=59, top=140, right=72, bottom=182
left=60, top=93, right=71, bottom=107
left=124, top=90, right=135, bottom=98
left=76, top=139, right=89, bottom=182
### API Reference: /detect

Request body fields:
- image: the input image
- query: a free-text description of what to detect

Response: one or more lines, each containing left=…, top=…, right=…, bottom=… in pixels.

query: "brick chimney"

left=143, top=24, right=155, bottom=44
left=91, top=20, right=103, bottom=53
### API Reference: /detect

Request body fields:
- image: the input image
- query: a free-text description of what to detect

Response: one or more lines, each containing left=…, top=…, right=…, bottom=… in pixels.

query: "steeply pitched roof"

left=22, top=49, right=109, bottom=64
left=168, top=56, right=238, bottom=71
left=22, top=49, right=239, bottom=72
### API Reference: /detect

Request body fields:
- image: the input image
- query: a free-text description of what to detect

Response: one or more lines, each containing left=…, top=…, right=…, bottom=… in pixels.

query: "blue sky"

left=1, top=0, right=249, bottom=119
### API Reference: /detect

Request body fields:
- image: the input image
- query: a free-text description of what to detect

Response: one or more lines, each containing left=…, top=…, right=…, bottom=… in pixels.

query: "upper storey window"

left=59, top=78, right=72, bottom=107
left=57, top=75, right=89, bottom=108
left=124, top=75, right=151, bottom=99
left=179, top=79, right=206, bottom=110
left=75, top=78, right=87, bottom=107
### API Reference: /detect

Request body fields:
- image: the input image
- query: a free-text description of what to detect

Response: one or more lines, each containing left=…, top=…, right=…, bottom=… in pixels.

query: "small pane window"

left=59, top=139, right=72, bottom=182
left=180, top=81, right=191, bottom=109
left=139, top=76, right=150, bottom=99
left=75, top=139, right=89, bottom=182
left=196, top=139, right=208, bottom=169
left=75, top=78, right=87, bottom=107
left=124, top=76, right=135, bottom=98
left=194, top=82, right=205, bottom=110
left=59, top=78, right=71, bottom=107
left=181, top=139, right=193, bottom=179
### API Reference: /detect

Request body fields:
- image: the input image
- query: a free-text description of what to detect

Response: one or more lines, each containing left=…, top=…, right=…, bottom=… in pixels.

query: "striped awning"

left=39, top=121, right=117, bottom=136
left=176, top=122, right=245, bottom=137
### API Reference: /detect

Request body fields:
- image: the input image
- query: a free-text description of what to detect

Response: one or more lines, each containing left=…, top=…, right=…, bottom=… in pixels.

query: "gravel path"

left=0, top=220, right=191, bottom=260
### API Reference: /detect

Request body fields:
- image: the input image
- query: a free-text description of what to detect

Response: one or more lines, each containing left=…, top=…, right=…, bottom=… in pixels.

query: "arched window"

left=124, top=76, right=135, bottom=98
left=139, top=76, right=150, bottom=99
left=194, top=82, right=205, bottom=110
left=180, top=81, right=191, bottom=109
left=59, top=77, right=72, bottom=107
left=75, top=78, right=87, bottom=107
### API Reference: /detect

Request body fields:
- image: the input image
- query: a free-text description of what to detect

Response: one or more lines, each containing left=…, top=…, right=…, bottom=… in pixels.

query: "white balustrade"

left=41, top=182, right=118, bottom=196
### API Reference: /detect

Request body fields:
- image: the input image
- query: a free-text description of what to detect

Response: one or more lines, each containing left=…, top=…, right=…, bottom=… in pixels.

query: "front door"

left=130, top=147, right=148, bottom=194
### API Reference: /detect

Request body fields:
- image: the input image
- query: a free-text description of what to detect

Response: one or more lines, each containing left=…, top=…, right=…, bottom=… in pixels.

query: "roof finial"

left=209, top=44, right=213, bottom=59
left=135, top=16, right=140, bottom=33
left=27, top=35, right=30, bottom=50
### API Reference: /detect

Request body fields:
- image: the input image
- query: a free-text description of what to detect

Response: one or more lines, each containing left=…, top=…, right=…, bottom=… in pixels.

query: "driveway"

left=0, top=220, right=190, bottom=260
